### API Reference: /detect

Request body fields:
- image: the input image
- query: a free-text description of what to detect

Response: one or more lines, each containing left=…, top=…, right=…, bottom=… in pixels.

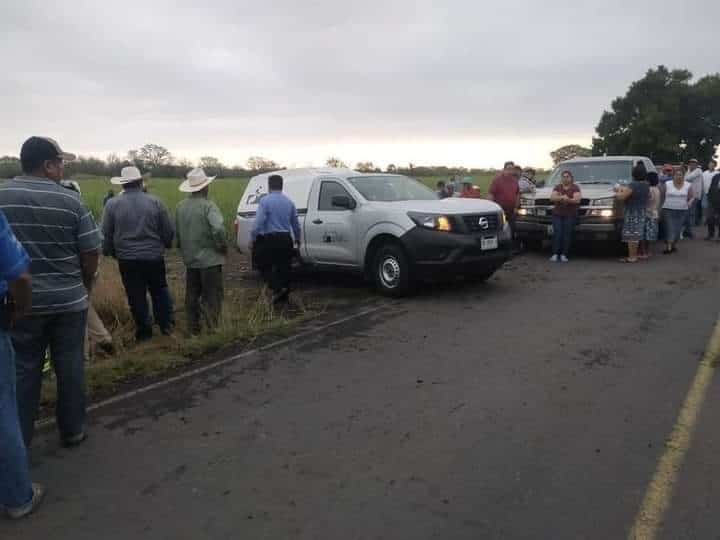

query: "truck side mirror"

left=332, top=195, right=356, bottom=210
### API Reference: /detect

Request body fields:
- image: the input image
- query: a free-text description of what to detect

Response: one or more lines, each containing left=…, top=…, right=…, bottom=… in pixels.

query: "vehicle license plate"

left=547, top=225, right=554, bottom=236
left=481, top=236, right=498, bottom=251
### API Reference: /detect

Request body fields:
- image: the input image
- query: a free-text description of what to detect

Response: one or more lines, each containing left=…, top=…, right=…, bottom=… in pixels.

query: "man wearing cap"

left=175, top=168, right=227, bottom=335
left=459, top=177, right=482, bottom=198
left=0, top=136, right=101, bottom=448
left=102, top=167, right=175, bottom=341
left=684, top=159, right=704, bottom=236
left=250, top=174, right=301, bottom=303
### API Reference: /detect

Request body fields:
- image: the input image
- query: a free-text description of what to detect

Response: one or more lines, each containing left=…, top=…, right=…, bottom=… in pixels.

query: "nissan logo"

left=478, top=217, right=490, bottom=230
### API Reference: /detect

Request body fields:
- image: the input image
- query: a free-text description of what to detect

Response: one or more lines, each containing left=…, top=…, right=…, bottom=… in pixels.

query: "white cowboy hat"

left=179, top=168, right=217, bottom=193
left=111, top=166, right=145, bottom=185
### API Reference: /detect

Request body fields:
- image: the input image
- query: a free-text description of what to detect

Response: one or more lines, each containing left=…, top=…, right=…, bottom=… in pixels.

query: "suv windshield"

left=348, top=175, right=438, bottom=202
left=546, top=161, right=632, bottom=186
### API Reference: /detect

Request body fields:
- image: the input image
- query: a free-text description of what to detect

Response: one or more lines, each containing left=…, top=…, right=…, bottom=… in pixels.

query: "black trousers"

left=255, top=233, right=294, bottom=295
left=707, top=209, right=720, bottom=238
left=118, top=259, right=174, bottom=340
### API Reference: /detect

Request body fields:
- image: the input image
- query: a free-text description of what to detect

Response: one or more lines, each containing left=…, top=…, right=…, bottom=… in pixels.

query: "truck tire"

left=373, top=243, right=412, bottom=297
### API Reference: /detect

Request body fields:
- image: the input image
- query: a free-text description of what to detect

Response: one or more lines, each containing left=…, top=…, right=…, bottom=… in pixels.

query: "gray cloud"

left=1, top=0, right=719, bottom=167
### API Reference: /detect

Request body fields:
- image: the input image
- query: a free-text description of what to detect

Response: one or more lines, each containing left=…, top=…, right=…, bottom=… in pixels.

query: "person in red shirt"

left=459, top=178, right=482, bottom=198
left=488, top=162, right=521, bottom=243
left=549, top=170, right=582, bottom=262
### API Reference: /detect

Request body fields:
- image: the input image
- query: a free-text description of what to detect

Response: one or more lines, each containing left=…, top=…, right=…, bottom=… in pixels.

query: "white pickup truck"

left=516, top=156, right=657, bottom=246
left=235, top=168, right=512, bottom=296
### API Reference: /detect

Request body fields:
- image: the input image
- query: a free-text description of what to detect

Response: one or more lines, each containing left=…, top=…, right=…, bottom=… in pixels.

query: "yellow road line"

left=628, top=318, right=720, bottom=540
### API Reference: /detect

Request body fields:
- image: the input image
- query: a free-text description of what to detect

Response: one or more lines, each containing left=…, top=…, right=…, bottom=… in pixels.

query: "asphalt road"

left=4, top=237, right=720, bottom=540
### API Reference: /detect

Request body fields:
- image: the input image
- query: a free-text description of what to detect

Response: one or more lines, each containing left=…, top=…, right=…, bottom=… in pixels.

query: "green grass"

left=77, top=172, right=500, bottom=230
left=418, top=173, right=497, bottom=193
left=76, top=175, right=249, bottom=233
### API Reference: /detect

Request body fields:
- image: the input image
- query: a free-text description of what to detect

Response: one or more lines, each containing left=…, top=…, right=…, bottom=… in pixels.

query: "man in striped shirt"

left=0, top=136, right=101, bottom=448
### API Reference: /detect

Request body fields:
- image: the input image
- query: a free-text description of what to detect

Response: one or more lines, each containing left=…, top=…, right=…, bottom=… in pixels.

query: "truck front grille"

left=462, top=213, right=500, bottom=234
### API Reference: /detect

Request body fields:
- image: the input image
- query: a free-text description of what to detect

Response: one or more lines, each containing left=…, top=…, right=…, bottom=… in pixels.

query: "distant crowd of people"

left=433, top=157, right=719, bottom=263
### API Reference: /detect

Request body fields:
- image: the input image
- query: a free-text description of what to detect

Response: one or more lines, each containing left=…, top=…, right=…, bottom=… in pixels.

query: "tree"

left=198, top=156, right=224, bottom=176
left=247, top=156, right=278, bottom=171
left=136, top=144, right=173, bottom=169
left=126, top=149, right=140, bottom=166
left=199, top=156, right=222, bottom=169
left=106, top=153, right=122, bottom=173
left=0, top=156, right=21, bottom=179
left=592, top=66, right=720, bottom=163
left=550, top=145, right=592, bottom=166
left=386, top=163, right=397, bottom=173
left=355, top=161, right=376, bottom=172
left=325, top=156, right=347, bottom=168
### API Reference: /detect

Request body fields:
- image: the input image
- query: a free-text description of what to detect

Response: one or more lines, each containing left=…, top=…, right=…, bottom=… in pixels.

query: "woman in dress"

left=616, top=164, right=649, bottom=263
left=640, top=172, right=661, bottom=259
left=662, top=169, right=692, bottom=254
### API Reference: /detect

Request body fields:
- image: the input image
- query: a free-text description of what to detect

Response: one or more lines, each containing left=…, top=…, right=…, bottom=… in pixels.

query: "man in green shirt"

left=176, top=169, right=228, bottom=335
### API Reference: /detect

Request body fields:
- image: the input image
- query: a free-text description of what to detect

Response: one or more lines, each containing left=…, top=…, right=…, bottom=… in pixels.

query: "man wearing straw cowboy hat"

left=175, top=168, right=227, bottom=335
left=102, top=166, right=175, bottom=342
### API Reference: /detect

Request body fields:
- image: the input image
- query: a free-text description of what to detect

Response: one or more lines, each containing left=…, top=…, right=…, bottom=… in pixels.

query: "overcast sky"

left=1, top=0, right=719, bottom=169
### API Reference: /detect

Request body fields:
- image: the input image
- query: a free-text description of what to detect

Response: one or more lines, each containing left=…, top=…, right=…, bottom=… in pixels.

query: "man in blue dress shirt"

left=0, top=210, right=45, bottom=519
left=250, top=174, right=301, bottom=303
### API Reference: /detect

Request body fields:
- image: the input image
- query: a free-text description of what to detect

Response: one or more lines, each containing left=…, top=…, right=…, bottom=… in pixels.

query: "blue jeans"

left=664, top=209, right=687, bottom=244
left=12, top=310, right=88, bottom=447
left=552, top=215, right=576, bottom=256
left=0, top=332, right=33, bottom=509
left=683, top=202, right=697, bottom=237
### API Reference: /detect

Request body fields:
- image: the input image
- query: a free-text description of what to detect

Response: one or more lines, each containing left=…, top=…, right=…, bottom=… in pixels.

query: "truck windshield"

left=546, top=161, right=632, bottom=186
left=348, top=175, right=438, bottom=202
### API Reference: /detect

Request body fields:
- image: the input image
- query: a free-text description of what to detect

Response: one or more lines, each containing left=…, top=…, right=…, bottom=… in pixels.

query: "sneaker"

left=61, top=431, right=87, bottom=448
left=549, top=255, right=559, bottom=262
left=560, top=255, right=569, bottom=263
left=6, top=483, right=45, bottom=520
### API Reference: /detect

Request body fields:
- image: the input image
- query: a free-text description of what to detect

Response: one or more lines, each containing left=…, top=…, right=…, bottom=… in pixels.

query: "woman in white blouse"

left=662, top=169, right=693, bottom=254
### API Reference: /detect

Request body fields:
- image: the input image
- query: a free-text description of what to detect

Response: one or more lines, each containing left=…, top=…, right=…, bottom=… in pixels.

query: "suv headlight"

left=592, top=197, right=615, bottom=207
left=408, top=212, right=453, bottom=232
left=520, top=197, right=535, bottom=208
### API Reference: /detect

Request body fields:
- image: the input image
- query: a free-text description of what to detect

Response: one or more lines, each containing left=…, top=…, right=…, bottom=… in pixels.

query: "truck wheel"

left=373, top=243, right=412, bottom=297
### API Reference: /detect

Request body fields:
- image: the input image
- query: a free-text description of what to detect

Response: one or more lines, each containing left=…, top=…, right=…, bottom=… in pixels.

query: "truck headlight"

left=588, top=209, right=614, bottom=217
left=518, top=208, right=528, bottom=216
left=592, top=197, right=615, bottom=207
left=408, top=212, right=453, bottom=232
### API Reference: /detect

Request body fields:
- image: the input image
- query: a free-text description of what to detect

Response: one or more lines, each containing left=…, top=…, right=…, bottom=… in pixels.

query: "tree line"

left=0, top=147, right=518, bottom=180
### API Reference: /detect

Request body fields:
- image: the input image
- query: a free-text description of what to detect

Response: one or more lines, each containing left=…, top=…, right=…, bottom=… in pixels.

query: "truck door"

left=304, top=179, right=358, bottom=266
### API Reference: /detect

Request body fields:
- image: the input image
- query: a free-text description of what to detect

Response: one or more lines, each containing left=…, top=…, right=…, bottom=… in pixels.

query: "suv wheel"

left=373, top=243, right=411, bottom=296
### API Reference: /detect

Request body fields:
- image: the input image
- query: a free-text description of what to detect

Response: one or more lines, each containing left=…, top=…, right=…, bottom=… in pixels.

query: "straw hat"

left=179, top=168, right=217, bottom=193
left=111, top=166, right=145, bottom=185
